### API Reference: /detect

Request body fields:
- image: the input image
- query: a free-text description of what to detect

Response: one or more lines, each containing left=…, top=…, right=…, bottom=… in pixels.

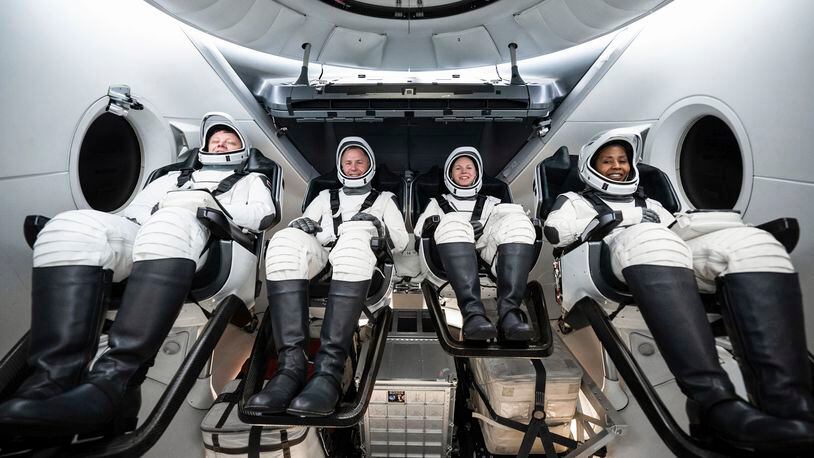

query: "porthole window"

left=77, top=113, right=141, bottom=212
left=679, top=115, right=742, bottom=209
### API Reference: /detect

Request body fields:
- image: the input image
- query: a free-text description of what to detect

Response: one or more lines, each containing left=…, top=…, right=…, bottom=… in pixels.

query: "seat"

left=411, top=166, right=551, bottom=357
left=238, top=165, right=401, bottom=428
left=534, top=146, right=813, bottom=458
left=0, top=148, right=283, bottom=456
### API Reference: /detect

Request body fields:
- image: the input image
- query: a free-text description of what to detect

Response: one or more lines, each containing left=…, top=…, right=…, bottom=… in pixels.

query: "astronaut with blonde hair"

left=415, top=147, right=537, bottom=341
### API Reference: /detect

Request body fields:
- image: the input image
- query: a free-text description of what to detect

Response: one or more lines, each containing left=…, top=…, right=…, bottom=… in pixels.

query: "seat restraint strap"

left=330, top=189, right=342, bottom=238
left=438, top=193, right=486, bottom=221
left=471, top=194, right=487, bottom=222
left=176, top=168, right=195, bottom=188
left=212, top=171, right=249, bottom=196
left=330, top=189, right=381, bottom=237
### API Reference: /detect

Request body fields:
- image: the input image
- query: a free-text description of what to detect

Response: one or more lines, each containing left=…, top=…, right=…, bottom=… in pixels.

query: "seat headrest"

left=535, top=148, right=680, bottom=219
left=302, top=163, right=403, bottom=212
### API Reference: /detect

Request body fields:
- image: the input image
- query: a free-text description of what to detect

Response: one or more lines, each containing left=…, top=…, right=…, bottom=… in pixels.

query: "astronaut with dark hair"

left=415, top=147, right=537, bottom=341
left=544, top=127, right=814, bottom=451
left=0, top=113, right=276, bottom=437
left=246, top=137, right=408, bottom=417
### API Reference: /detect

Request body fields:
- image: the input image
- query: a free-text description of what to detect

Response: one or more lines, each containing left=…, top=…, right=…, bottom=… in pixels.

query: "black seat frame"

left=535, top=148, right=814, bottom=457
left=0, top=149, right=283, bottom=456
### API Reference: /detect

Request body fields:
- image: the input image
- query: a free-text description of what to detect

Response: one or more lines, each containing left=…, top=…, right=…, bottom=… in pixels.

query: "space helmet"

left=444, top=146, right=483, bottom=198
left=336, top=136, right=376, bottom=188
left=578, top=127, right=646, bottom=196
left=198, top=112, right=250, bottom=166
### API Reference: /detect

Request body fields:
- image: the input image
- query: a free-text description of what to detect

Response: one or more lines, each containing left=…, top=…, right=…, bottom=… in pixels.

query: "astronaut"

left=544, top=128, right=814, bottom=450
left=0, top=113, right=276, bottom=437
left=414, top=147, right=536, bottom=341
left=245, top=137, right=408, bottom=417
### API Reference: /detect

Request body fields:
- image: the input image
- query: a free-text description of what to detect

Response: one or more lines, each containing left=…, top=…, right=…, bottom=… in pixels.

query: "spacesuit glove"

left=350, top=212, right=385, bottom=239
left=641, top=208, right=661, bottom=224
left=470, top=220, right=484, bottom=238
left=159, top=189, right=218, bottom=213
left=289, top=217, right=322, bottom=234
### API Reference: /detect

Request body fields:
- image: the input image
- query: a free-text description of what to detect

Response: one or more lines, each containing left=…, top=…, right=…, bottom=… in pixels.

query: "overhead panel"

left=432, top=26, right=500, bottom=69
left=217, top=1, right=293, bottom=46
left=237, top=3, right=307, bottom=54
left=173, top=0, right=254, bottom=32
left=317, top=27, right=387, bottom=68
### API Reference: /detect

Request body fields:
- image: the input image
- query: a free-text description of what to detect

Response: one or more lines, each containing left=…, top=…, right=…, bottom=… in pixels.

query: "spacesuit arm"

left=382, top=196, right=409, bottom=253
left=117, top=175, right=176, bottom=224
left=219, top=175, right=277, bottom=231
left=543, top=194, right=598, bottom=247
left=413, top=199, right=443, bottom=238
left=647, top=198, right=676, bottom=227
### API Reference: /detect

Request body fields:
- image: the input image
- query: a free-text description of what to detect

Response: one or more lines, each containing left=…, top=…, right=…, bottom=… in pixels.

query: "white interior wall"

left=0, top=0, right=307, bottom=352
left=510, top=0, right=814, bottom=349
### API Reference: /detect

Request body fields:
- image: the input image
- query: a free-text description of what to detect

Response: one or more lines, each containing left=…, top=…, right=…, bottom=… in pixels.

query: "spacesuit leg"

left=477, top=204, right=536, bottom=341
left=434, top=212, right=497, bottom=340
left=689, top=227, right=814, bottom=422
left=613, top=224, right=814, bottom=449
left=0, top=208, right=205, bottom=436
left=246, top=228, right=329, bottom=413
left=0, top=210, right=134, bottom=408
left=288, top=221, right=376, bottom=416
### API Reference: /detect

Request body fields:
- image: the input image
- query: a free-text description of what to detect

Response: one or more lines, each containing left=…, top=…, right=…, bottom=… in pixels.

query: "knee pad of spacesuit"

left=434, top=212, right=475, bottom=245
left=132, top=207, right=209, bottom=267
left=330, top=222, right=377, bottom=282
left=265, top=227, right=324, bottom=281
left=688, top=226, right=794, bottom=292
left=488, top=205, right=535, bottom=246
left=33, top=210, right=138, bottom=280
left=609, top=223, right=692, bottom=281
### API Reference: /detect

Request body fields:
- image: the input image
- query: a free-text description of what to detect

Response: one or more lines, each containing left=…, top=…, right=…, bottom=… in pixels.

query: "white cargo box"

left=359, top=311, right=457, bottom=457
left=470, top=337, right=582, bottom=454
left=200, top=379, right=325, bottom=458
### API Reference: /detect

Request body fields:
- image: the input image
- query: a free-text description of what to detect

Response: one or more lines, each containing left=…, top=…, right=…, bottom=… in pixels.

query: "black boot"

left=718, top=272, right=814, bottom=423
left=0, top=258, right=196, bottom=437
left=437, top=242, right=497, bottom=340
left=495, top=243, right=536, bottom=341
left=5, top=266, right=111, bottom=402
left=623, top=265, right=814, bottom=452
left=287, top=280, right=368, bottom=417
left=245, top=280, right=309, bottom=413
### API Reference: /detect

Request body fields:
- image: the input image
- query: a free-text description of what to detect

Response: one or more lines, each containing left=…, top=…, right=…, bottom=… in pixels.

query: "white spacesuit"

left=414, top=147, right=536, bottom=341
left=246, top=136, right=408, bottom=417
left=0, top=113, right=276, bottom=438
left=544, top=128, right=814, bottom=450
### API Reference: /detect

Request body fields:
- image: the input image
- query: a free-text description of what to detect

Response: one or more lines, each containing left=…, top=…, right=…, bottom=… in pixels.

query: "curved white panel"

left=145, top=0, right=668, bottom=70
left=318, top=26, right=387, bottom=68
left=432, top=26, right=500, bottom=69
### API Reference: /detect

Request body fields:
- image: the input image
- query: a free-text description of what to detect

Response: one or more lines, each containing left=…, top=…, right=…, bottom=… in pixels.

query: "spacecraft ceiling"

left=146, top=0, right=670, bottom=70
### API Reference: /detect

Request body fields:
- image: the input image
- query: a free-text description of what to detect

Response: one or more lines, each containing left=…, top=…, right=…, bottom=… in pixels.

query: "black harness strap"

left=471, top=193, right=487, bottom=222
left=176, top=167, right=195, bottom=187
left=248, top=425, right=262, bottom=458
left=438, top=193, right=488, bottom=221
left=438, top=198, right=456, bottom=214
left=581, top=189, right=646, bottom=214
left=212, top=171, right=249, bottom=196
left=328, top=188, right=381, bottom=237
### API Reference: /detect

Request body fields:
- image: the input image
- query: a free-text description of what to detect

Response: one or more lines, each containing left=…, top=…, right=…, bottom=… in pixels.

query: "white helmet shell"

left=198, top=112, right=250, bottom=166
left=336, top=136, right=376, bottom=188
left=578, top=127, right=647, bottom=196
left=444, top=146, right=483, bottom=198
